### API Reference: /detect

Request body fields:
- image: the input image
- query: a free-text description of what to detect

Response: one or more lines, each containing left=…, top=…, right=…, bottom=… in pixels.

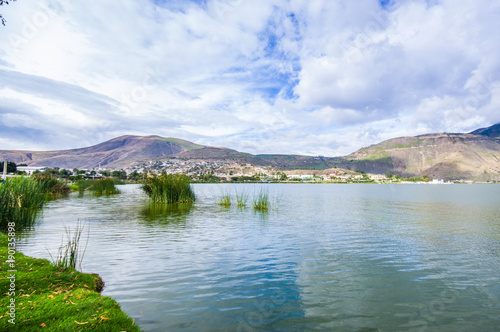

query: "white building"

left=16, top=166, right=48, bottom=175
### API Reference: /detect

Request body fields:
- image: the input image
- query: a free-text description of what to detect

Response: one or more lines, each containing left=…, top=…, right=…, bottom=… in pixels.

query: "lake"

left=17, top=184, right=500, bottom=331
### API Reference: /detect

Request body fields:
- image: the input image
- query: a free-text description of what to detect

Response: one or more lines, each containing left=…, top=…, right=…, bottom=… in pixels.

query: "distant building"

left=17, top=166, right=48, bottom=175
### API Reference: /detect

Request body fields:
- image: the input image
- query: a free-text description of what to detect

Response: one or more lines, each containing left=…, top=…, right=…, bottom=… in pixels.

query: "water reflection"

left=139, top=202, right=194, bottom=224
left=14, top=184, right=500, bottom=331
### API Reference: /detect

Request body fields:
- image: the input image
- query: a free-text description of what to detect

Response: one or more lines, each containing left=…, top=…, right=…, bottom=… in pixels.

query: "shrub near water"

left=142, top=174, right=195, bottom=204
left=0, top=177, right=46, bottom=231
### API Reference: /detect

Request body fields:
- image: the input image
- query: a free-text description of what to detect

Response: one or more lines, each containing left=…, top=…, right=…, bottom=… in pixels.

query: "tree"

left=0, top=161, right=16, bottom=173
left=0, top=0, right=17, bottom=26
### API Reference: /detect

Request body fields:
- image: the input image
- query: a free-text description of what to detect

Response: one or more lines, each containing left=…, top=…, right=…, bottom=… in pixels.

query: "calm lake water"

left=17, top=184, right=500, bottom=331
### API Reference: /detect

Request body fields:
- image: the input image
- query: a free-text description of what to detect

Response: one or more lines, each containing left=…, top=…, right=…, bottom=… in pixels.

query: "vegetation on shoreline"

left=0, top=177, right=46, bottom=232
left=142, top=174, right=195, bottom=204
left=0, top=233, right=140, bottom=331
left=32, top=174, right=71, bottom=198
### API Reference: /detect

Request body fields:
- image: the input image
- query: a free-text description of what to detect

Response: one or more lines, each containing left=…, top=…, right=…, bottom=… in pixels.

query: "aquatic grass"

left=75, top=179, right=93, bottom=194
left=47, top=221, right=88, bottom=271
left=235, top=191, right=249, bottom=207
left=253, top=190, right=270, bottom=212
left=90, top=178, right=121, bottom=196
left=142, top=174, right=195, bottom=204
left=32, top=173, right=70, bottom=197
left=217, top=193, right=232, bottom=207
left=0, top=177, right=46, bottom=232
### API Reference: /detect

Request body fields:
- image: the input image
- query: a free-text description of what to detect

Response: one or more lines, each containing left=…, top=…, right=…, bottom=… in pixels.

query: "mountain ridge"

left=1, top=123, right=499, bottom=181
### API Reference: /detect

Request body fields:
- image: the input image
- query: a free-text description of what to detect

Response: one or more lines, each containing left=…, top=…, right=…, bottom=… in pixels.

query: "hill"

left=335, top=123, right=500, bottom=181
left=0, top=136, right=339, bottom=171
left=470, top=122, right=500, bottom=138
left=0, top=135, right=205, bottom=169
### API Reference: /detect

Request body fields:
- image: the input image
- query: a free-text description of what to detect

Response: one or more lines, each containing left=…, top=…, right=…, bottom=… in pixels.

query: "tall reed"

left=253, top=190, right=270, bottom=212
left=75, top=179, right=93, bottom=194
left=0, top=177, right=46, bottom=231
left=48, top=221, right=88, bottom=271
left=217, top=193, right=231, bottom=207
left=235, top=191, right=249, bottom=207
left=142, top=174, right=195, bottom=204
left=32, top=173, right=70, bottom=197
left=90, top=178, right=121, bottom=195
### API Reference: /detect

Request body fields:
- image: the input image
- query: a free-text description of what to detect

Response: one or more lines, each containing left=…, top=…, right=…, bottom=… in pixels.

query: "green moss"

left=0, top=233, right=140, bottom=331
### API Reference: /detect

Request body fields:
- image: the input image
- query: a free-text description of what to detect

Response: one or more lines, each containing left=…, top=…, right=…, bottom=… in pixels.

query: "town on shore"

left=2, top=158, right=462, bottom=184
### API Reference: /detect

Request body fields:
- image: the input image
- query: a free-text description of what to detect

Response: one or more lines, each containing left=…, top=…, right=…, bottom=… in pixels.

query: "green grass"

left=0, top=177, right=46, bottom=232
left=0, top=233, right=140, bottom=331
left=90, top=178, right=121, bottom=196
left=217, top=193, right=231, bottom=207
left=253, top=190, right=270, bottom=212
left=142, top=174, right=195, bottom=204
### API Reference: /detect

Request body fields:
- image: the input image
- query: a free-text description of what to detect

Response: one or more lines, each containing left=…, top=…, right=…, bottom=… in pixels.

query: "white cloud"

left=0, top=0, right=499, bottom=156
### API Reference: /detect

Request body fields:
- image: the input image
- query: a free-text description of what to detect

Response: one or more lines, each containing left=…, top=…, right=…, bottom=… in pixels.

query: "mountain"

left=0, top=135, right=205, bottom=169
left=1, top=123, right=500, bottom=181
left=0, top=135, right=341, bottom=170
left=335, top=123, right=500, bottom=181
left=470, top=123, right=500, bottom=138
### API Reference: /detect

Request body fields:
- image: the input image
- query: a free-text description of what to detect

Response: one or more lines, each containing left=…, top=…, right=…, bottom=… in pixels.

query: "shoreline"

left=0, top=233, right=140, bottom=331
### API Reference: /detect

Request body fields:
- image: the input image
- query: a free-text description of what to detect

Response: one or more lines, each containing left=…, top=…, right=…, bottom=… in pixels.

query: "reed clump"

left=235, top=191, right=249, bottom=207
left=142, top=174, right=195, bottom=204
left=75, top=179, right=93, bottom=194
left=32, top=173, right=71, bottom=197
left=253, top=190, right=270, bottom=212
left=48, top=221, right=88, bottom=271
left=90, top=178, right=121, bottom=196
left=0, top=177, right=46, bottom=231
left=217, top=193, right=231, bottom=207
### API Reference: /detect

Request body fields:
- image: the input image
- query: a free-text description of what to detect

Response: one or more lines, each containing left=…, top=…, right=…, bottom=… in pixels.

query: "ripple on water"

left=15, top=184, right=500, bottom=331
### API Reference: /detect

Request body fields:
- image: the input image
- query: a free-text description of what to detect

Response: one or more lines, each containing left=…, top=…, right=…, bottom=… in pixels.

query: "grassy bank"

left=0, top=233, right=140, bottom=331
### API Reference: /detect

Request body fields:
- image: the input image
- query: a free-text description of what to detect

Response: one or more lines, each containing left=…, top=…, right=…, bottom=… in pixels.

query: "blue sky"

left=1, top=0, right=499, bottom=156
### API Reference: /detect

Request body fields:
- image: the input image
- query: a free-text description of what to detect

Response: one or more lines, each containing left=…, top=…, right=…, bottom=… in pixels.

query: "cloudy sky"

left=0, top=0, right=499, bottom=156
